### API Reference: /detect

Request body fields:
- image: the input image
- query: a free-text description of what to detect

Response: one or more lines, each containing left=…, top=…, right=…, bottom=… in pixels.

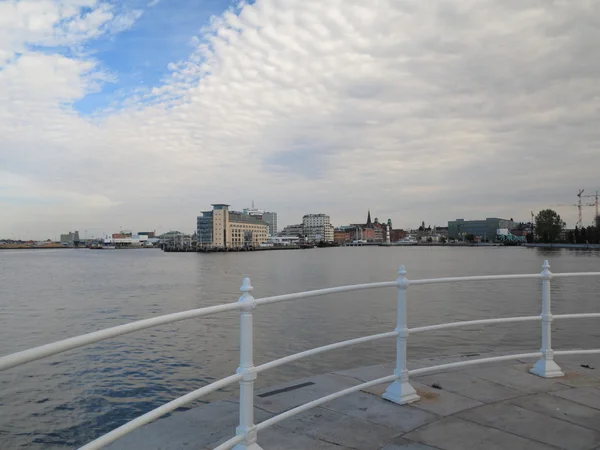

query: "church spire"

left=366, top=210, right=372, bottom=228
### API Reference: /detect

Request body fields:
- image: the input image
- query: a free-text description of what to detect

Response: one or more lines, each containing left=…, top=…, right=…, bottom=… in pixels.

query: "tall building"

left=197, top=204, right=268, bottom=248
left=302, top=214, right=333, bottom=242
left=262, top=212, right=278, bottom=236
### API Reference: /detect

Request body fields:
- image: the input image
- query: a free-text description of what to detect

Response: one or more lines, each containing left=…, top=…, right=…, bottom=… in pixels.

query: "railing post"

left=383, top=265, right=420, bottom=404
left=233, top=278, right=264, bottom=450
left=530, top=260, right=564, bottom=378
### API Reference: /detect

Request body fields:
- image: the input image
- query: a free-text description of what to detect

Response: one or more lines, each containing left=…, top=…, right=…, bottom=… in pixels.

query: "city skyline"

left=2, top=1, right=600, bottom=239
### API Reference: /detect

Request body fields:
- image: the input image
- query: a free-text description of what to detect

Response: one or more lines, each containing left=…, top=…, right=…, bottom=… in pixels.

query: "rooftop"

left=106, top=352, right=600, bottom=450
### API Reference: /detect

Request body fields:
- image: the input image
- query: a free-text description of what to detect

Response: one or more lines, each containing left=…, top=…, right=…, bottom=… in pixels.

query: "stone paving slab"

left=508, top=392, right=600, bottom=432
left=416, top=371, right=524, bottom=403
left=253, top=373, right=359, bottom=414
left=106, top=400, right=272, bottom=450
left=381, top=441, right=441, bottom=450
left=509, top=360, right=600, bottom=388
left=107, top=354, right=600, bottom=450
left=321, top=389, right=439, bottom=432
left=468, top=364, right=567, bottom=393
left=210, top=425, right=354, bottom=450
left=458, top=401, right=600, bottom=450
left=275, top=406, right=398, bottom=450
left=403, top=416, right=557, bottom=450
left=551, top=386, right=600, bottom=410
left=408, top=382, right=483, bottom=416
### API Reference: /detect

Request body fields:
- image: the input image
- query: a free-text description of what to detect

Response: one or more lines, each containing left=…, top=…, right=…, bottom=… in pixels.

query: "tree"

left=567, top=230, right=575, bottom=244
left=535, top=209, right=565, bottom=242
left=465, top=234, right=475, bottom=242
left=440, top=236, right=447, bottom=244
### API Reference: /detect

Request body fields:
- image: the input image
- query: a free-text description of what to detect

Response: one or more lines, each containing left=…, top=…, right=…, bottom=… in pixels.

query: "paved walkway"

left=108, top=353, right=600, bottom=450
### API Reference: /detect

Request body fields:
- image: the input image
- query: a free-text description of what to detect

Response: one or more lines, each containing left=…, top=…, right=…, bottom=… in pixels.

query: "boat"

left=89, top=242, right=117, bottom=250
left=394, top=237, right=418, bottom=246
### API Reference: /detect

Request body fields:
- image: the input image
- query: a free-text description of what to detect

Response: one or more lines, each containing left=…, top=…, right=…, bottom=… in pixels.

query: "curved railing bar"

left=0, top=302, right=241, bottom=372
left=409, top=348, right=600, bottom=377
left=409, top=352, right=542, bottom=376
left=410, top=316, right=540, bottom=334
left=407, top=273, right=540, bottom=286
left=552, top=272, right=600, bottom=278
left=254, top=281, right=397, bottom=306
left=3, top=272, right=598, bottom=373
left=79, top=373, right=243, bottom=450
left=256, top=331, right=398, bottom=373
left=554, top=349, right=600, bottom=356
left=554, top=313, right=600, bottom=320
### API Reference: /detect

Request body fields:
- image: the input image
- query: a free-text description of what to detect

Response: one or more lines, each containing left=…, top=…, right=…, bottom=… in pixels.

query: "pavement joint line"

left=506, top=394, right=600, bottom=435
left=456, top=413, right=564, bottom=449
left=548, top=387, right=600, bottom=412
left=400, top=387, right=547, bottom=442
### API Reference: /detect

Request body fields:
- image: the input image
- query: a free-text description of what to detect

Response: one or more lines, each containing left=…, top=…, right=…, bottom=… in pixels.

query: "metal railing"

left=1, top=260, right=600, bottom=450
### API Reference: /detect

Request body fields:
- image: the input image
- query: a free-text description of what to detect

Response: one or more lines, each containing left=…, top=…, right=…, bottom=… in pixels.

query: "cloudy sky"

left=1, top=0, right=599, bottom=239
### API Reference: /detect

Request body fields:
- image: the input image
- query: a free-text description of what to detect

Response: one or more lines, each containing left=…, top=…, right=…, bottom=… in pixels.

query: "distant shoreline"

left=523, top=243, right=600, bottom=250
left=0, top=247, right=73, bottom=250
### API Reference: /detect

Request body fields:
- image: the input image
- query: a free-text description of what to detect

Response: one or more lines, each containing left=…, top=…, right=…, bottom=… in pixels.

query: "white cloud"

left=2, top=0, right=600, bottom=238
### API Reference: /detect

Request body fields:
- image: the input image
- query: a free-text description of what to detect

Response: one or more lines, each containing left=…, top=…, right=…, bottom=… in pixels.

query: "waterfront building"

left=448, top=218, right=517, bottom=241
left=60, top=231, right=79, bottom=246
left=279, top=224, right=304, bottom=237
left=197, top=204, right=268, bottom=249
left=302, top=214, right=334, bottom=242
left=339, top=212, right=406, bottom=243
left=263, top=236, right=299, bottom=246
left=334, top=229, right=351, bottom=243
left=103, top=231, right=161, bottom=248
left=242, top=205, right=277, bottom=237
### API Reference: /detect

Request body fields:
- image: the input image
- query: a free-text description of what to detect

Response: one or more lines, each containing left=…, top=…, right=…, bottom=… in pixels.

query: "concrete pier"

left=107, top=352, right=600, bottom=450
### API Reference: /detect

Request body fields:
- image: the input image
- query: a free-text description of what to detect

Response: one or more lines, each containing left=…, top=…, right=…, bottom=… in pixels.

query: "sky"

left=1, top=0, right=599, bottom=240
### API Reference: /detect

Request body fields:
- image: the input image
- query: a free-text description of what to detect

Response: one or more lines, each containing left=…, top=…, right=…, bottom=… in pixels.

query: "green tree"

left=535, top=209, right=565, bottom=242
left=465, top=233, right=475, bottom=242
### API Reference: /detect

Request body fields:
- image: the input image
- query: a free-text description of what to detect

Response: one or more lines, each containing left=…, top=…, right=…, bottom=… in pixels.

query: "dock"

left=106, top=352, right=600, bottom=450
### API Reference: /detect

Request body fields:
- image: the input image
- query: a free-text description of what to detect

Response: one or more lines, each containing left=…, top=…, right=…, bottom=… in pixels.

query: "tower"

left=366, top=210, right=373, bottom=228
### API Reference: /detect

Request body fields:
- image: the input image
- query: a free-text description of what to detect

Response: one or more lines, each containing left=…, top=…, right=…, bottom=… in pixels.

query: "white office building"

left=302, top=214, right=334, bottom=242
left=242, top=205, right=277, bottom=237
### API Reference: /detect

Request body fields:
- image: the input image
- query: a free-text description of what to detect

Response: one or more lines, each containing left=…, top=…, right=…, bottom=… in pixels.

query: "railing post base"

left=383, top=377, right=420, bottom=405
left=530, top=358, right=564, bottom=378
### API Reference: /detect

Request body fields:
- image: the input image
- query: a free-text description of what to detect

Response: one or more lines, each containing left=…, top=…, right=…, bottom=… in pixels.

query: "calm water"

left=0, top=247, right=599, bottom=448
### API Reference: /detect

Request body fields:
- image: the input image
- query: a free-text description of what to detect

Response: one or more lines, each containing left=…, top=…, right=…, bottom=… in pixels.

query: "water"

left=0, top=247, right=599, bottom=449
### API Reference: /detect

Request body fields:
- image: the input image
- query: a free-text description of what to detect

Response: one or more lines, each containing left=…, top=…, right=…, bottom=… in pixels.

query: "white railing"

left=1, top=260, right=600, bottom=450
